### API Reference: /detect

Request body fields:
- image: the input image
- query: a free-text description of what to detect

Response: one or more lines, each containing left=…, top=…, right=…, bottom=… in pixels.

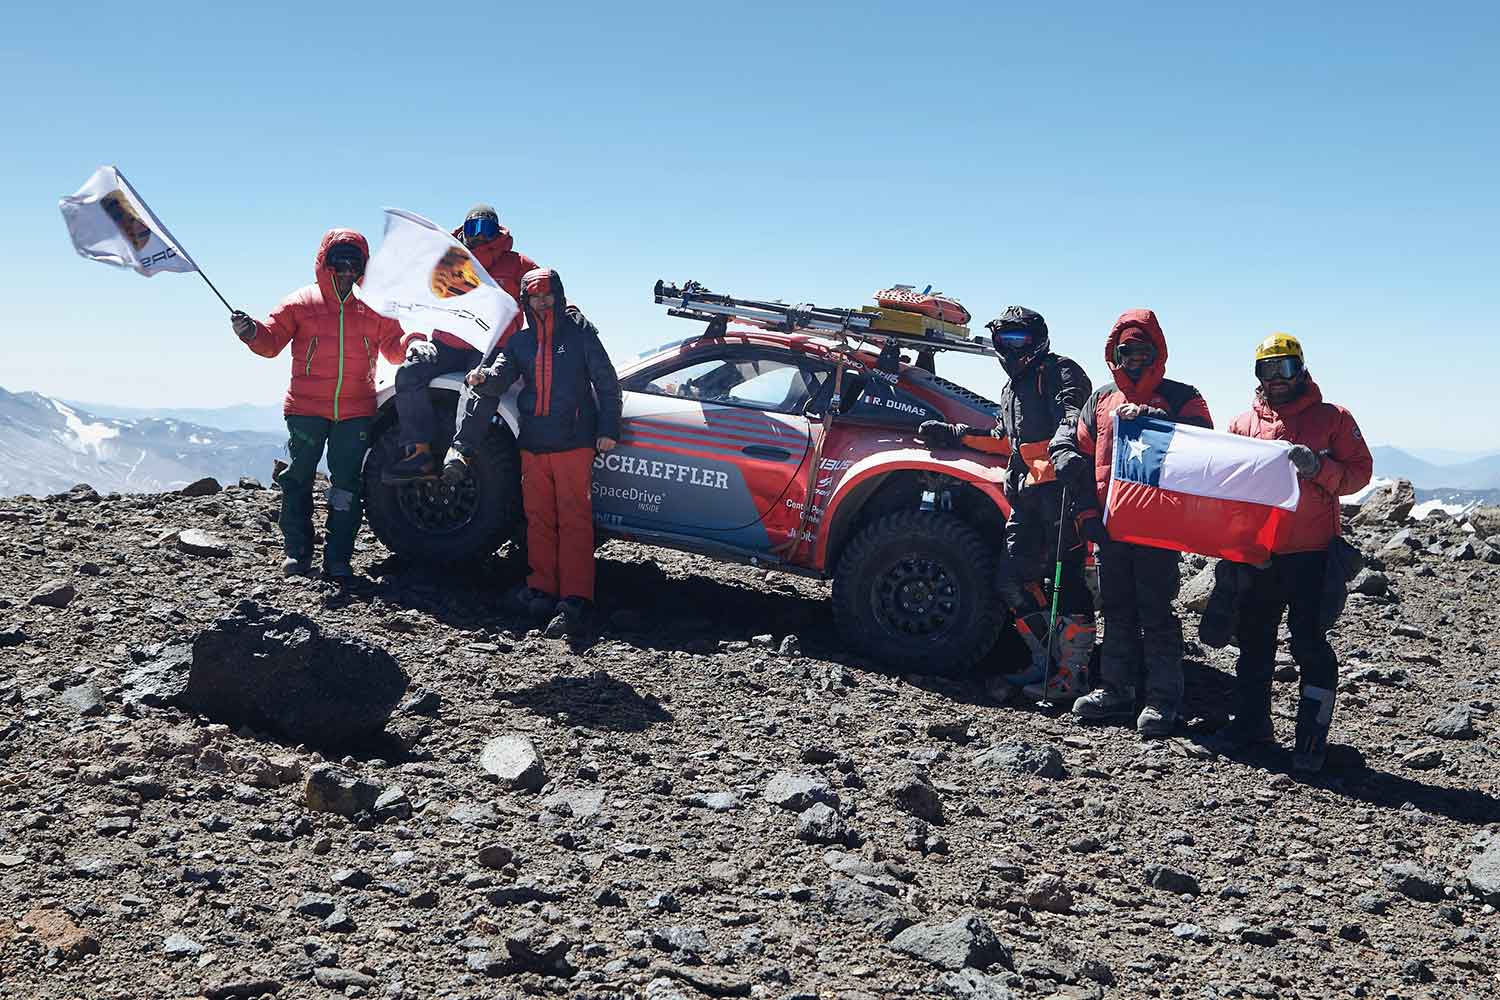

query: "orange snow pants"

left=521, top=447, right=596, bottom=601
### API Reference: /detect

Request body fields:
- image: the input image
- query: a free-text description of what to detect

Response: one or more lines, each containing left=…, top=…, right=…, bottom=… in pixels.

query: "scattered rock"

left=126, top=602, right=408, bottom=749
left=886, top=772, right=944, bottom=823
left=177, top=528, right=231, bottom=557
left=1023, top=874, right=1073, bottom=914
left=163, top=933, right=204, bottom=959
left=974, top=740, right=1064, bottom=780
left=477, top=844, right=515, bottom=869
left=1350, top=568, right=1389, bottom=597
left=1425, top=705, right=1477, bottom=740
left=1381, top=862, right=1446, bottom=902
left=60, top=681, right=105, bottom=717
left=1357, top=479, right=1415, bottom=525
left=21, top=907, right=98, bottom=959
left=1465, top=840, right=1500, bottom=905
left=1401, top=747, right=1445, bottom=771
left=1178, top=563, right=1217, bottom=613
left=303, top=764, right=381, bottom=817
left=1143, top=864, right=1200, bottom=896
left=938, top=969, right=1016, bottom=1000
left=823, top=879, right=916, bottom=940
left=763, top=772, right=838, bottom=811
left=480, top=734, right=547, bottom=791
left=889, top=912, right=1012, bottom=971
left=28, top=579, right=77, bottom=608
left=795, top=802, right=849, bottom=845
left=179, top=476, right=222, bottom=497
left=313, top=968, right=376, bottom=991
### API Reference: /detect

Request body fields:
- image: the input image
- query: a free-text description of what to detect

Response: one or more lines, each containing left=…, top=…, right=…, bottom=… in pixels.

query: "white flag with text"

left=356, top=208, right=518, bottom=354
left=59, top=166, right=197, bottom=276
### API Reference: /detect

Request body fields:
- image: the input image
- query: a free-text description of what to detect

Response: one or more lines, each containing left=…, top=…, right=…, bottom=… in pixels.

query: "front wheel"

left=831, top=510, right=1001, bottom=674
left=363, top=391, right=521, bottom=563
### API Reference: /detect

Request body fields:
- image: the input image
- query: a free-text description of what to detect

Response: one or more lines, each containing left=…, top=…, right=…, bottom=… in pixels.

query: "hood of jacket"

left=1105, top=308, right=1168, bottom=403
left=1253, top=373, right=1323, bottom=420
left=314, top=228, right=369, bottom=303
left=520, top=267, right=567, bottom=329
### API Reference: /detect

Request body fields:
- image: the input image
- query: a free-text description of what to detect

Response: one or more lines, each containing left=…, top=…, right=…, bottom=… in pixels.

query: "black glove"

left=405, top=339, right=439, bottom=365
left=1075, top=509, right=1109, bottom=546
left=230, top=310, right=257, bottom=343
left=1287, top=444, right=1321, bottom=478
left=917, top=421, right=966, bottom=448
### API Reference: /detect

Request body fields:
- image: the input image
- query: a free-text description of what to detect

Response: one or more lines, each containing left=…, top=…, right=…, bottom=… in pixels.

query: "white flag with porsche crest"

left=59, top=166, right=198, bottom=276
left=356, top=208, right=519, bottom=354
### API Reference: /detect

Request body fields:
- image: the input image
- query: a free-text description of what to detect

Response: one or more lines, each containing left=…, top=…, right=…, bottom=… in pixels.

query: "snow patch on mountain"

left=50, top=399, right=122, bottom=455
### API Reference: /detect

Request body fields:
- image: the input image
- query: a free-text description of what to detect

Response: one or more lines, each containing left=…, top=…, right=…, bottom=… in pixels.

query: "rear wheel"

left=831, top=510, right=1001, bottom=674
left=364, top=391, right=521, bottom=563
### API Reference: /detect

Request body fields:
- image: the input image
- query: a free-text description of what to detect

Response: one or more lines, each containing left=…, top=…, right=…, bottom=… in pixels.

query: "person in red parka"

left=230, top=229, right=409, bottom=579
left=1065, top=309, right=1213, bottom=737
left=1219, top=333, right=1372, bottom=772
left=384, top=204, right=539, bottom=483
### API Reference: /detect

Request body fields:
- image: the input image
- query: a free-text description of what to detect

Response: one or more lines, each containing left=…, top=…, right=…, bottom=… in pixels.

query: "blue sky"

left=4, top=1, right=1496, bottom=449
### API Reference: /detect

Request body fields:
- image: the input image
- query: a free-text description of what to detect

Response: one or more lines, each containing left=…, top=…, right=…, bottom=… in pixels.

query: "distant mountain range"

left=65, top=399, right=287, bottom=435
left=0, top=387, right=286, bottom=497
left=1369, top=446, right=1500, bottom=491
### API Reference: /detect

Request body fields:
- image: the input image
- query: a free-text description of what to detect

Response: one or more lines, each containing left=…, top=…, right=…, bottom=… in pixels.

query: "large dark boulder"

left=125, top=601, right=407, bottom=749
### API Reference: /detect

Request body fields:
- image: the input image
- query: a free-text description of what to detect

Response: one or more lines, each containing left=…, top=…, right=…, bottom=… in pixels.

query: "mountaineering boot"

left=441, top=447, right=469, bottom=485
left=382, top=443, right=436, bottom=484
left=511, top=585, right=558, bottom=621
left=1073, top=685, right=1136, bottom=722
left=1023, top=614, right=1093, bottom=703
left=1136, top=704, right=1177, bottom=738
left=1293, top=685, right=1336, bottom=773
left=1218, top=677, right=1275, bottom=750
left=282, top=556, right=312, bottom=577
left=545, top=599, right=594, bottom=642
left=322, top=559, right=354, bottom=581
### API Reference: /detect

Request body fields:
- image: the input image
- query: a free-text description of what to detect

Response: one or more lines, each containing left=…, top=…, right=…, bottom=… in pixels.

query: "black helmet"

left=986, top=305, right=1050, bottom=373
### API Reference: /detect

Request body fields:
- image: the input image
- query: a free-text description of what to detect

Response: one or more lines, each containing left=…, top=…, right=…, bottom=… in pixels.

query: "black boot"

left=1293, top=685, right=1336, bottom=773
left=382, top=444, right=437, bottom=484
left=1219, top=675, right=1274, bottom=750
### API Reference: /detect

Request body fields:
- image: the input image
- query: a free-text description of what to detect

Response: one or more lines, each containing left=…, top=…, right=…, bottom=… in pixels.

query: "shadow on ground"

left=492, top=670, right=674, bottom=732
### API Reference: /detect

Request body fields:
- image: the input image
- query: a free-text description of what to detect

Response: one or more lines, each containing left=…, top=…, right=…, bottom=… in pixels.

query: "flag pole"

left=113, top=167, right=235, bottom=314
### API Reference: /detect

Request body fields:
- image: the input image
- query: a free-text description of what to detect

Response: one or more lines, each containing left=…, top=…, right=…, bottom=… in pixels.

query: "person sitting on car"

left=452, top=268, right=622, bottom=639
left=230, top=230, right=410, bottom=579
left=383, top=204, right=538, bottom=484
left=916, top=306, right=1095, bottom=704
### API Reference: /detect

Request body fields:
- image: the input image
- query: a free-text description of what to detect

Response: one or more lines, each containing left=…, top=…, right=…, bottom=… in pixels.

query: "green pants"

left=277, top=415, right=373, bottom=565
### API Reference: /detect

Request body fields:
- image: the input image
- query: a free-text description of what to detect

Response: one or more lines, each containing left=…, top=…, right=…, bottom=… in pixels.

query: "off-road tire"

left=832, top=510, right=1001, bottom=674
left=364, top=392, right=521, bottom=563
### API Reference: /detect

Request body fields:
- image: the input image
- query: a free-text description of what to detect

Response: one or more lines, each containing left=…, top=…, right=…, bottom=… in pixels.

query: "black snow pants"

left=1003, top=481, right=1092, bottom=617
left=1097, top=540, right=1183, bottom=709
left=394, top=340, right=482, bottom=449
left=1235, top=550, right=1339, bottom=694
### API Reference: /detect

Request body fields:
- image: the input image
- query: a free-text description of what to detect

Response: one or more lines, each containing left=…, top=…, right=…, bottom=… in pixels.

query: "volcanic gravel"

left=1, top=479, right=1498, bottom=999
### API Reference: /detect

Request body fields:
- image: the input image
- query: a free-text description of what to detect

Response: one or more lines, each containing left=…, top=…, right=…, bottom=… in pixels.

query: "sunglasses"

left=325, top=250, right=364, bottom=273
left=1114, top=344, right=1157, bottom=364
left=1255, top=356, right=1303, bottom=381
left=463, top=217, right=500, bottom=241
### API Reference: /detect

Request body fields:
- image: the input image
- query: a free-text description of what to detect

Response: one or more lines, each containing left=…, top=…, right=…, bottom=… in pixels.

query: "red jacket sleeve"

left=1177, top=394, right=1213, bottom=430
left=246, top=298, right=297, bottom=358
left=1312, top=406, right=1373, bottom=499
left=378, top=316, right=410, bottom=365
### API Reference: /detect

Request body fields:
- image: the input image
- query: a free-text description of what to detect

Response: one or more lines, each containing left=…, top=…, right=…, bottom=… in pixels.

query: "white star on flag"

left=1127, top=438, right=1149, bottom=462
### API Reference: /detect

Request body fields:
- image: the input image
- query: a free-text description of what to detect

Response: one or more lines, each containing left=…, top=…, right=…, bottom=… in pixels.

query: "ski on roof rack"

left=653, top=280, right=998, bottom=358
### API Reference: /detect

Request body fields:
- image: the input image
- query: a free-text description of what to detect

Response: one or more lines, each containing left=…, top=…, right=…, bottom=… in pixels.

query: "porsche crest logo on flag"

left=429, top=246, right=482, bottom=299
left=59, top=166, right=198, bottom=277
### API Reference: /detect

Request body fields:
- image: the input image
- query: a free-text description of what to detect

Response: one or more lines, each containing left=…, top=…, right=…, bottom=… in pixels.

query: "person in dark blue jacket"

left=450, top=268, right=622, bottom=638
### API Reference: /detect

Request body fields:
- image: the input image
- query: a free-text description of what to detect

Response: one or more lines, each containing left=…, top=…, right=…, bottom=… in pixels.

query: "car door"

left=594, top=346, right=826, bottom=542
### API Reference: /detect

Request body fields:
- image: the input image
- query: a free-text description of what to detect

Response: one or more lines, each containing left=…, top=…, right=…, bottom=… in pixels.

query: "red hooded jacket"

left=1072, top=309, right=1213, bottom=509
left=1229, top=378, right=1373, bottom=554
left=417, top=226, right=538, bottom=352
left=244, top=229, right=410, bottom=421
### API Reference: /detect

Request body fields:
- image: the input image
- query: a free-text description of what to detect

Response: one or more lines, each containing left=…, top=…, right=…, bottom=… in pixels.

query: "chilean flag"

left=1104, top=415, right=1300, bottom=564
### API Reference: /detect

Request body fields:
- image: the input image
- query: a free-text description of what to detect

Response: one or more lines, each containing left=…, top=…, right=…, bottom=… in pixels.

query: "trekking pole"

left=1036, top=487, right=1069, bottom=708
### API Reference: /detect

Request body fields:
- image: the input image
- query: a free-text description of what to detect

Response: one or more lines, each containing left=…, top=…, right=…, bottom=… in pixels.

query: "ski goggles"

left=1255, top=356, right=1303, bottom=381
left=1113, top=342, right=1157, bottom=365
left=324, top=245, right=365, bottom=273
left=992, top=330, right=1034, bottom=350
left=463, top=216, right=501, bottom=241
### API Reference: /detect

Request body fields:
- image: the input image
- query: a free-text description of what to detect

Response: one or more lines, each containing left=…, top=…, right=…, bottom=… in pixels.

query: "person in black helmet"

left=917, top=306, right=1095, bottom=702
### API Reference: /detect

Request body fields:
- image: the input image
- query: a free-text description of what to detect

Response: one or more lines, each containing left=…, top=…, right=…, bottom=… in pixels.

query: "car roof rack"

left=654, top=280, right=999, bottom=359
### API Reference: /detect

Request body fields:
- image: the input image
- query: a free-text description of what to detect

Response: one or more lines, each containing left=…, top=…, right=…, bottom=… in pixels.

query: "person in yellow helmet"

left=1218, top=333, right=1373, bottom=772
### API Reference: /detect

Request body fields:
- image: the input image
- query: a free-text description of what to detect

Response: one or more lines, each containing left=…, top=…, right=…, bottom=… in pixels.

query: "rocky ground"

left=2, top=477, right=1499, bottom=1000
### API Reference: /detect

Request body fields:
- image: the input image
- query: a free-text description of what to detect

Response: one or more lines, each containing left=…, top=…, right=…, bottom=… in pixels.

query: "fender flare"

left=375, top=373, right=521, bottom=438
left=813, top=447, right=1010, bottom=568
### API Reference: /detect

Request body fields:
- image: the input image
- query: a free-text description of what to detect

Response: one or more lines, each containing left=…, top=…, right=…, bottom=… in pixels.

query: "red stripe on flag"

left=1106, top=481, right=1286, bottom=564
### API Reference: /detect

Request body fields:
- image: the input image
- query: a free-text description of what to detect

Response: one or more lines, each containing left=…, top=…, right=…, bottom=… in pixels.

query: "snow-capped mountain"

left=0, top=386, right=286, bottom=497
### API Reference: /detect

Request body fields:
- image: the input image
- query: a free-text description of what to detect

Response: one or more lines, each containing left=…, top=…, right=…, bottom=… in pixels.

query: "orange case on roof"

left=874, top=286, right=972, bottom=326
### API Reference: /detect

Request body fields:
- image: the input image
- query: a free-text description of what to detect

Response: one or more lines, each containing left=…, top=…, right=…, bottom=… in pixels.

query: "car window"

left=638, top=353, right=828, bottom=414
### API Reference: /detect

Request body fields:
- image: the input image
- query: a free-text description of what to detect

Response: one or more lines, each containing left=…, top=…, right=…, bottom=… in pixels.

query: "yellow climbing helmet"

left=1254, top=332, right=1304, bottom=364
